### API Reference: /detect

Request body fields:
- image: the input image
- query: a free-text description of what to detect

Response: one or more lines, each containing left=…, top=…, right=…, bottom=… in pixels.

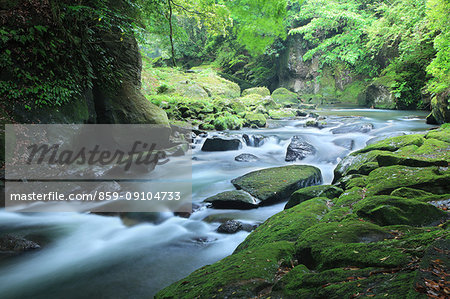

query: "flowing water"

left=0, top=108, right=434, bottom=298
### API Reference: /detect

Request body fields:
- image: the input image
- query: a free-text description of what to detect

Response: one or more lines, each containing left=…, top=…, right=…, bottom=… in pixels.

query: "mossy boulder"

left=425, top=126, right=450, bottom=143
left=271, top=87, right=300, bottom=104
left=294, top=221, right=401, bottom=269
left=155, top=241, right=295, bottom=299
left=390, top=187, right=450, bottom=202
left=235, top=198, right=330, bottom=252
left=212, top=113, right=244, bottom=130
left=244, top=113, right=266, bottom=127
left=365, top=165, right=450, bottom=195
left=231, top=165, right=323, bottom=205
left=286, top=185, right=343, bottom=209
left=204, top=190, right=259, bottom=209
left=268, top=109, right=296, bottom=119
left=333, top=150, right=385, bottom=183
left=354, top=195, right=448, bottom=226
left=356, top=134, right=425, bottom=154
left=241, top=87, right=270, bottom=97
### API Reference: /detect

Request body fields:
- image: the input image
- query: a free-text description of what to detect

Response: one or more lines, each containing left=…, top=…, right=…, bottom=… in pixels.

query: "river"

left=0, top=107, right=434, bottom=298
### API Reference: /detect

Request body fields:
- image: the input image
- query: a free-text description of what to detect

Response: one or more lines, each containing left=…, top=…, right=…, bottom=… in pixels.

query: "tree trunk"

left=168, top=0, right=176, bottom=67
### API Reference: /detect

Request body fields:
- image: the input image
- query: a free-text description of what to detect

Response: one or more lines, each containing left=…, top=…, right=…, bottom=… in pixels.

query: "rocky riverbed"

left=156, top=125, right=450, bottom=298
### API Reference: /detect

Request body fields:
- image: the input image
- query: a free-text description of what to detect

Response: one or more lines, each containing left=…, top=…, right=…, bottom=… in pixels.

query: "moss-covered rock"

left=425, top=126, right=450, bottom=143
left=241, top=87, right=270, bottom=97
left=365, top=165, right=450, bottom=195
left=268, top=109, right=296, bottom=119
left=203, top=190, right=259, bottom=209
left=244, top=113, right=266, bottom=127
left=356, top=134, right=425, bottom=154
left=231, top=165, right=322, bottom=205
left=155, top=241, right=295, bottom=299
left=271, top=88, right=300, bottom=104
left=333, top=150, right=385, bottom=183
left=353, top=195, right=448, bottom=226
left=235, top=198, right=330, bottom=252
left=285, top=185, right=343, bottom=209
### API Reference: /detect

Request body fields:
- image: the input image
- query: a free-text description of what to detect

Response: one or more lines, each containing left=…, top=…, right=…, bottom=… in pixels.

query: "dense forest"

left=1, top=0, right=449, bottom=124
left=0, top=1, right=449, bottom=299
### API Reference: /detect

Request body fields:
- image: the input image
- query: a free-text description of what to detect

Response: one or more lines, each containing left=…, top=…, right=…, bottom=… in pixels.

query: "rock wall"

left=427, top=90, right=450, bottom=124
left=0, top=1, right=169, bottom=128
left=278, top=35, right=396, bottom=108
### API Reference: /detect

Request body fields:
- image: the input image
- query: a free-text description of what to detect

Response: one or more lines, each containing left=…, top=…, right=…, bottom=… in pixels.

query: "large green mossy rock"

left=354, top=196, right=448, bottom=226
left=268, top=109, right=296, bottom=119
left=155, top=241, right=295, bottom=299
left=294, top=221, right=403, bottom=270
left=285, top=185, right=343, bottom=209
left=244, top=113, right=266, bottom=127
left=365, top=165, right=450, bottom=195
left=333, top=150, right=384, bottom=183
left=273, top=266, right=417, bottom=298
left=390, top=187, right=450, bottom=202
left=231, top=165, right=322, bottom=205
left=271, top=88, right=300, bottom=104
left=235, top=198, right=330, bottom=252
left=356, top=134, right=425, bottom=154
left=241, top=87, right=270, bottom=97
left=425, top=126, right=450, bottom=143
left=203, top=190, right=258, bottom=209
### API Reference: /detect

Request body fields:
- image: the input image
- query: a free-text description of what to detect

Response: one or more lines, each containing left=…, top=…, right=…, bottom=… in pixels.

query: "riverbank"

left=156, top=124, right=450, bottom=298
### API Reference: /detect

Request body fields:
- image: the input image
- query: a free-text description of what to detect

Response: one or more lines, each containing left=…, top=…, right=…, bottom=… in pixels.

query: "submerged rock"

left=285, top=136, right=316, bottom=161
left=231, top=165, right=322, bottom=205
left=234, top=153, right=260, bottom=162
left=0, top=234, right=40, bottom=252
left=331, top=123, right=374, bottom=134
left=217, top=220, right=256, bottom=234
left=332, top=137, right=355, bottom=150
left=201, top=137, right=242, bottom=151
left=204, top=190, right=259, bottom=209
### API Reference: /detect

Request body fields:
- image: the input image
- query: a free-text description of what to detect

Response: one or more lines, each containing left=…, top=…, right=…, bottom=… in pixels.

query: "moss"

left=320, top=206, right=352, bottom=223
left=271, top=88, right=300, bottom=104
left=333, top=150, right=386, bottom=182
left=241, top=87, right=270, bottom=97
left=244, top=113, right=266, bottom=127
left=268, top=109, right=296, bottom=119
left=204, top=190, right=258, bottom=209
left=365, top=165, right=450, bottom=195
left=425, top=126, right=450, bottom=143
left=356, top=134, right=425, bottom=154
left=155, top=241, right=295, bottom=299
left=235, top=198, right=330, bottom=252
left=390, top=187, right=450, bottom=202
left=275, top=267, right=419, bottom=299
left=212, top=113, right=243, bottom=130
left=231, top=165, right=322, bottom=205
left=337, top=80, right=368, bottom=103
left=285, top=185, right=343, bottom=209
left=333, top=187, right=365, bottom=206
left=353, top=195, right=448, bottom=226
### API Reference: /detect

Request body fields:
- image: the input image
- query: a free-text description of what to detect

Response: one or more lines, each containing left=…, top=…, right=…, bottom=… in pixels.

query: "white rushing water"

left=0, top=108, right=434, bottom=298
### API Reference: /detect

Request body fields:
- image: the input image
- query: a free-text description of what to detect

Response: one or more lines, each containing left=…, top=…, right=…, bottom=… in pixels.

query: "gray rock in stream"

left=235, top=153, right=260, bottom=162
left=0, top=234, right=40, bottom=252
left=285, top=136, right=316, bottom=162
left=332, top=138, right=355, bottom=150
left=204, top=190, right=259, bottom=209
left=201, top=137, right=242, bottom=151
left=217, top=220, right=256, bottom=234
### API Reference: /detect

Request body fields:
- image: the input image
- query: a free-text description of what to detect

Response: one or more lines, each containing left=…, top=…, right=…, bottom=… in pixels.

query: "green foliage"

left=425, top=0, right=450, bottom=93
left=0, top=0, right=138, bottom=108
left=227, top=0, right=288, bottom=55
left=288, top=0, right=377, bottom=75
